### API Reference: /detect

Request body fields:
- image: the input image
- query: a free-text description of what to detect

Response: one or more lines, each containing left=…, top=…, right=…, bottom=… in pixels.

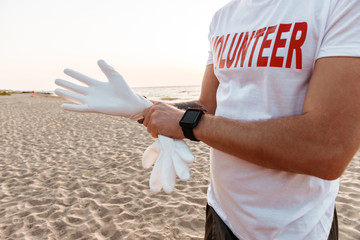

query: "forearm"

left=143, top=58, right=360, bottom=180
left=194, top=113, right=354, bottom=180
left=172, top=100, right=213, bottom=114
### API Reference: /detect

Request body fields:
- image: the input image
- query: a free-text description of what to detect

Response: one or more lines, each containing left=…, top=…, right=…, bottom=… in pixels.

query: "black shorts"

left=204, top=204, right=338, bottom=240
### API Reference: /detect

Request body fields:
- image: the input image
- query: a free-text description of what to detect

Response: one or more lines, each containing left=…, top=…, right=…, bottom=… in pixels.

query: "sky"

left=0, top=0, right=226, bottom=91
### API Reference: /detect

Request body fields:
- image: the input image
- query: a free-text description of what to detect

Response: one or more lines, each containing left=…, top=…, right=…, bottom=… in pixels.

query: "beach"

left=1, top=93, right=359, bottom=239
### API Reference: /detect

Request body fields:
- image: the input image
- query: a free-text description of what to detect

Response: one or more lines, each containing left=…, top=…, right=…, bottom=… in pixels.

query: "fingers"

left=149, top=151, right=163, bottom=192
left=142, top=103, right=185, bottom=139
left=55, top=79, right=88, bottom=95
left=142, top=148, right=158, bottom=168
left=175, top=140, right=195, bottom=163
left=64, top=68, right=98, bottom=86
left=142, top=107, right=151, bottom=126
left=143, top=108, right=159, bottom=138
left=148, top=121, right=159, bottom=138
left=161, top=151, right=176, bottom=194
left=142, top=140, right=160, bottom=168
left=173, top=154, right=190, bottom=180
left=61, top=103, right=90, bottom=112
left=143, top=137, right=194, bottom=193
left=55, top=88, right=85, bottom=105
left=142, top=105, right=161, bottom=138
left=97, top=59, right=125, bottom=84
left=158, top=135, right=176, bottom=193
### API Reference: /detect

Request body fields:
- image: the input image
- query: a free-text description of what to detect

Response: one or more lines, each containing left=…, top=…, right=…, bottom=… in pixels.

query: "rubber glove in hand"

left=55, top=60, right=195, bottom=193
left=142, top=135, right=194, bottom=193
left=55, top=59, right=152, bottom=120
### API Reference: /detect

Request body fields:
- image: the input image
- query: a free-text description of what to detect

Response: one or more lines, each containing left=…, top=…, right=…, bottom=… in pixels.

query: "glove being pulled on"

left=55, top=60, right=195, bottom=193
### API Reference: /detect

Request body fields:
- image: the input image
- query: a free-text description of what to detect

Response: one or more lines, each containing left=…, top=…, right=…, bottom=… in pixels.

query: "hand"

left=143, top=102, right=185, bottom=139
left=142, top=135, right=194, bottom=193
left=55, top=60, right=152, bottom=120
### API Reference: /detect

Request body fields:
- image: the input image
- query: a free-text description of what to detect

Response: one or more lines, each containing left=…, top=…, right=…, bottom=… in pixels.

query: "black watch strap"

left=182, top=127, right=199, bottom=141
left=179, top=109, right=204, bottom=142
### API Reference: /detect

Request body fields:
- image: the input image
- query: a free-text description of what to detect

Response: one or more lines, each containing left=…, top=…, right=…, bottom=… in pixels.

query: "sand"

left=0, top=93, right=359, bottom=239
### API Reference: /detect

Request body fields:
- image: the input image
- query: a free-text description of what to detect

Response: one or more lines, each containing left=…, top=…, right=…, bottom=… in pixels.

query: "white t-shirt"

left=206, top=0, right=360, bottom=239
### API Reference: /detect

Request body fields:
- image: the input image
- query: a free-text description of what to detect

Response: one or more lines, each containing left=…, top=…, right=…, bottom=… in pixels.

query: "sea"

left=45, top=85, right=201, bottom=102
left=133, top=85, right=201, bottom=102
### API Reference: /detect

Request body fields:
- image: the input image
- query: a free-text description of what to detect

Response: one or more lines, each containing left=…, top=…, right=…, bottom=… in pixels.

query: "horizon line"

left=0, top=84, right=201, bottom=93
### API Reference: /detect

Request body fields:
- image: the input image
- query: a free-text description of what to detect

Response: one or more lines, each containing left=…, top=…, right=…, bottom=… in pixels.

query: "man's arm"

left=194, top=57, right=360, bottom=180
left=144, top=57, right=360, bottom=180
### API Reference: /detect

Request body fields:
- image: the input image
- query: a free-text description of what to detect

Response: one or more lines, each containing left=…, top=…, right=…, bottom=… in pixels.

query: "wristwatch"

left=179, top=109, right=204, bottom=141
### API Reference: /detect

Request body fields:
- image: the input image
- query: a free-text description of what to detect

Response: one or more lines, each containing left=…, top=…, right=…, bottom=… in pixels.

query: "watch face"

left=180, top=109, right=203, bottom=128
left=182, top=110, right=201, bottom=124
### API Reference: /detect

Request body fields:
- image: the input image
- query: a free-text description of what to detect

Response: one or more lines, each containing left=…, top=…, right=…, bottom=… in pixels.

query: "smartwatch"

left=179, top=109, right=204, bottom=141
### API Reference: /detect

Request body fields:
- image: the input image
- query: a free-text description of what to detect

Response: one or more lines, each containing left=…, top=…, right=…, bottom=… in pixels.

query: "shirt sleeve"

left=317, top=0, right=360, bottom=59
left=207, top=26, right=214, bottom=65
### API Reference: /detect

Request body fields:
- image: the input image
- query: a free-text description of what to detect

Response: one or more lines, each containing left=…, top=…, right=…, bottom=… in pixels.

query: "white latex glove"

left=142, top=135, right=194, bottom=193
left=55, top=60, right=195, bottom=193
left=55, top=59, right=152, bottom=120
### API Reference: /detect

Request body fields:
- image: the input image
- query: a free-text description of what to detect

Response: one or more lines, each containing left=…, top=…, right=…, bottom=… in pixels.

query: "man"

left=142, top=0, right=360, bottom=239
